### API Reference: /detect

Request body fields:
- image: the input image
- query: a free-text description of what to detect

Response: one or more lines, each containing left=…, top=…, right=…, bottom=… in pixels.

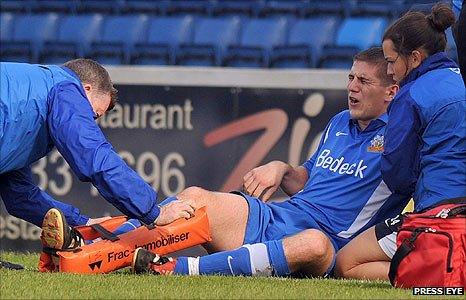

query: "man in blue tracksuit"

left=0, top=59, right=194, bottom=232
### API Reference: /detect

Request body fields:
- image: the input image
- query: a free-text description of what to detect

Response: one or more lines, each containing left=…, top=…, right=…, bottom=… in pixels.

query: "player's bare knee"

left=284, top=229, right=334, bottom=276
left=289, top=229, right=332, bottom=263
left=301, top=230, right=332, bottom=261
left=177, top=186, right=210, bottom=207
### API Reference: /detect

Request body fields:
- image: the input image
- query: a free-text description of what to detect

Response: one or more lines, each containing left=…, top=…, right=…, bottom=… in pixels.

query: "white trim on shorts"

left=377, top=232, right=397, bottom=259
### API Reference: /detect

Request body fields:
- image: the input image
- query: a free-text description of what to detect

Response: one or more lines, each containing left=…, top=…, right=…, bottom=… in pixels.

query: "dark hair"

left=354, top=47, right=396, bottom=85
left=63, top=58, right=118, bottom=111
left=383, top=3, right=456, bottom=56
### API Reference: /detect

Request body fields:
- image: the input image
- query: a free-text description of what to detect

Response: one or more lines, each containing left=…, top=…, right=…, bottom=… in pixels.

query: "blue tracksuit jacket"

left=381, top=52, right=466, bottom=211
left=0, top=62, right=159, bottom=226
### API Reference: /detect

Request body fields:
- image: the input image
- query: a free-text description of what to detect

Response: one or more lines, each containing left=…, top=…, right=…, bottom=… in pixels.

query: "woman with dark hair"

left=335, top=3, right=465, bottom=281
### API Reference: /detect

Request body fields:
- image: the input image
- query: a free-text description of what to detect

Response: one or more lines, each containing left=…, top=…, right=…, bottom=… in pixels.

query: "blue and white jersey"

left=290, top=110, right=409, bottom=248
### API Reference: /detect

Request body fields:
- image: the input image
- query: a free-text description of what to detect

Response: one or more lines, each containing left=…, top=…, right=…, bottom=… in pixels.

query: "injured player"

left=40, top=47, right=410, bottom=277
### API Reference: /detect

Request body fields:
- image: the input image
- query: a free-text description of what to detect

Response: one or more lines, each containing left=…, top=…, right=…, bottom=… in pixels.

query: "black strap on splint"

left=145, top=223, right=157, bottom=230
left=90, top=224, right=119, bottom=242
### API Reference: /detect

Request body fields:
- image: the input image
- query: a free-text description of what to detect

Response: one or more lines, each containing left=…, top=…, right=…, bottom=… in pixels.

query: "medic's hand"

left=154, top=200, right=195, bottom=226
left=242, top=161, right=288, bottom=202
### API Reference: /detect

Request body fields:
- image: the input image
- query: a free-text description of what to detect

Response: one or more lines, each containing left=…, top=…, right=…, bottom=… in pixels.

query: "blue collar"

left=377, top=113, right=388, bottom=123
left=350, top=113, right=388, bottom=131
left=399, top=52, right=458, bottom=87
left=60, top=66, right=88, bottom=97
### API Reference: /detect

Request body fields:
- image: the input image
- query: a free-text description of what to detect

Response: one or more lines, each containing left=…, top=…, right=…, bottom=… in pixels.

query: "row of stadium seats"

left=0, top=12, right=394, bottom=68
left=1, top=0, right=449, bottom=18
left=0, top=10, right=458, bottom=68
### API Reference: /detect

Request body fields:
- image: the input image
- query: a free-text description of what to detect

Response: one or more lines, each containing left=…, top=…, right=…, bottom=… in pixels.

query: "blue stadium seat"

left=259, top=0, right=308, bottom=17
left=88, top=15, right=149, bottom=65
left=212, top=0, right=264, bottom=17
left=318, top=17, right=387, bottom=68
left=271, top=17, right=339, bottom=68
left=31, top=0, right=79, bottom=14
left=446, top=27, right=458, bottom=63
left=39, top=14, right=103, bottom=64
left=305, top=0, right=348, bottom=17
left=131, top=15, right=194, bottom=65
left=335, top=17, right=387, bottom=49
left=403, top=0, right=450, bottom=15
left=1, top=13, right=59, bottom=63
left=318, top=57, right=354, bottom=69
left=165, top=0, right=212, bottom=16
left=176, top=16, right=241, bottom=66
left=0, top=0, right=33, bottom=13
left=223, top=17, right=288, bottom=67
left=0, top=13, right=14, bottom=43
left=78, top=0, right=125, bottom=14
left=121, top=0, right=168, bottom=15
left=350, top=0, right=404, bottom=18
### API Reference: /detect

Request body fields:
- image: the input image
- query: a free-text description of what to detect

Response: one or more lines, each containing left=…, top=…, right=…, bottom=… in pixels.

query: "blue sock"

left=266, top=239, right=290, bottom=276
left=85, top=219, right=142, bottom=244
left=173, top=247, right=252, bottom=275
left=174, top=257, right=190, bottom=274
left=173, top=240, right=290, bottom=276
left=113, top=219, right=141, bottom=235
left=159, top=196, right=177, bottom=206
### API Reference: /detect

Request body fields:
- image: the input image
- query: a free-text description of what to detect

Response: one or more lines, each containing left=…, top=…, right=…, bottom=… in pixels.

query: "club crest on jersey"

left=367, top=135, right=384, bottom=153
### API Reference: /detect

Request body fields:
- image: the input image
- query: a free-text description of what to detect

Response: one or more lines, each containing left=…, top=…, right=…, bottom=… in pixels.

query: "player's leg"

left=173, top=186, right=250, bottom=252
left=133, top=239, right=290, bottom=276
left=284, top=229, right=335, bottom=277
left=165, top=194, right=335, bottom=276
left=41, top=185, right=250, bottom=252
left=133, top=192, right=276, bottom=276
left=191, top=228, right=335, bottom=277
left=132, top=229, right=335, bottom=277
left=334, top=215, right=400, bottom=280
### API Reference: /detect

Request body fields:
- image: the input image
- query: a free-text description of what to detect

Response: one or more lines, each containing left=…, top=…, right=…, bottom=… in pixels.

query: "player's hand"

left=242, top=161, right=288, bottom=202
left=86, top=216, right=112, bottom=226
left=154, top=200, right=196, bottom=226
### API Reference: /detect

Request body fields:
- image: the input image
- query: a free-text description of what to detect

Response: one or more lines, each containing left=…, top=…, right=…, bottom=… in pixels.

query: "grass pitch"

left=0, top=251, right=449, bottom=299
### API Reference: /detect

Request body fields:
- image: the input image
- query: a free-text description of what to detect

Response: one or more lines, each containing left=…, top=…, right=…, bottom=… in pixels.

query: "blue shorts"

left=233, top=191, right=338, bottom=275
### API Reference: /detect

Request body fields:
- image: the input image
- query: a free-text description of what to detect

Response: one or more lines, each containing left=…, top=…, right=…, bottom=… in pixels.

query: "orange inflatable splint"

left=52, top=206, right=210, bottom=274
